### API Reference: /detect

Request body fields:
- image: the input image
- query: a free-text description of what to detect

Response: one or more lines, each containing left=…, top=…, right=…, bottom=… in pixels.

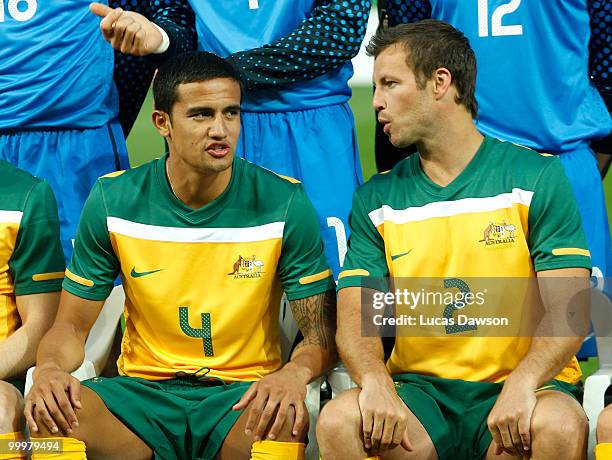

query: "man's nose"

left=372, top=87, right=385, bottom=112
left=209, top=115, right=228, bottom=138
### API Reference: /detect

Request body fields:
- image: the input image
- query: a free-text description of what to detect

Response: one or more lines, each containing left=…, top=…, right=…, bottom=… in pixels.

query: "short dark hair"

left=366, top=19, right=478, bottom=118
left=153, top=51, right=243, bottom=115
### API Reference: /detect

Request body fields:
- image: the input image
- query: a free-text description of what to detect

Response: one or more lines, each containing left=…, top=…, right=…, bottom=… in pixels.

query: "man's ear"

left=152, top=110, right=172, bottom=138
left=432, top=67, right=453, bottom=101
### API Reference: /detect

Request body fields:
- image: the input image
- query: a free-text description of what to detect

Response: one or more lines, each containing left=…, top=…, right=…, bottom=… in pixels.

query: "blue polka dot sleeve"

left=227, top=0, right=371, bottom=90
left=386, top=0, right=431, bottom=26
left=110, top=0, right=155, bottom=136
left=109, top=0, right=197, bottom=136
left=588, top=0, right=611, bottom=153
left=150, top=0, right=197, bottom=58
left=588, top=0, right=611, bottom=112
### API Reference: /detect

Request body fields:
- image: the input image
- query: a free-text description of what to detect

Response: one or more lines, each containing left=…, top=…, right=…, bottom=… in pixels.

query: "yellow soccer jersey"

left=64, top=155, right=334, bottom=381
left=338, top=136, right=591, bottom=384
left=0, top=160, right=64, bottom=342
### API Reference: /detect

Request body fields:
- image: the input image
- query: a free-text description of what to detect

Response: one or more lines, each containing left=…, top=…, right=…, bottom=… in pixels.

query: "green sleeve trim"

left=337, top=276, right=389, bottom=292
left=285, top=278, right=336, bottom=301
left=534, top=258, right=592, bottom=273
left=337, top=277, right=363, bottom=290
left=14, top=280, right=63, bottom=296
left=63, top=279, right=112, bottom=302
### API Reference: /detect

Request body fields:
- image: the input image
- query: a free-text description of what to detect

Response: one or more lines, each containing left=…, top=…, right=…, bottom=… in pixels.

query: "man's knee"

left=531, top=393, right=587, bottom=453
left=317, top=389, right=362, bottom=447
left=31, top=386, right=98, bottom=441
left=0, top=382, right=23, bottom=432
left=597, top=405, right=612, bottom=443
left=272, top=403, right=309, bottom=442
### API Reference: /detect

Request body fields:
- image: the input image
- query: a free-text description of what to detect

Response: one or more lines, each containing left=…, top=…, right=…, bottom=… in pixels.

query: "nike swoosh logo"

left=130, top=267, right=163, bottom=278
left=391, top=249, right=412, bottom=261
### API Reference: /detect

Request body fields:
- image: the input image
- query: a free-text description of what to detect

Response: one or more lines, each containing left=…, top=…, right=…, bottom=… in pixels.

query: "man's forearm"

left=338, top=327, right=392, bottom=388
left=337, top=287, right=393, bottom=388
left=507, top=269, right=590, bottom=388
left=34, top=322, right=87, bottom=376
left=286, top=344, right=335, bottom=385
left=506, top=336, right=583, bottom=389
left=0, top=326, right=44, bottom=380
left=289, top=289, right=338, bottom=383
left=228, top=0, right=370, bottom=90
left=0, top=292, right=61, bottom=380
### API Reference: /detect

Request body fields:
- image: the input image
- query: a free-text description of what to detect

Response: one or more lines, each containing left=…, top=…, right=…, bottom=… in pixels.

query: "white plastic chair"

left=279, top=294, right=322, bottom=460
left=327, top=363, right=357, bottom=398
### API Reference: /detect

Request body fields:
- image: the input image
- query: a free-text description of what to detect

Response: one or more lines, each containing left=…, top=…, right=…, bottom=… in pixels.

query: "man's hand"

left=358, top=376, right=413, bottom=456
left=24, top=367, right=82, bottom=436
left=487, top=378, right=537, bottom=458
left=232, top=367, right=308, bottom=441
left=89, top=2, right=162, bottom=56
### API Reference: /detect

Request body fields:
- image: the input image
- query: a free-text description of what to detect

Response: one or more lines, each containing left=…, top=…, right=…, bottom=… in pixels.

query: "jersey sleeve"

left=278, top=186, right=335, bottom=300
left=337, top=188, right=389, bottom=290
left=588, top=0, right=611, bottom=154
left=150, top=0, right=197, bottom=59
left=9, top=181, right=64, bottom=296
left=110, top=0, right=155, bottom=137
left=528, top=158, right=592, bottom=272
left=63, top=181, right=120, bottom=301
left=386, top=0, right=432, bottom=27
left=226, top=0, right=370, bottom=91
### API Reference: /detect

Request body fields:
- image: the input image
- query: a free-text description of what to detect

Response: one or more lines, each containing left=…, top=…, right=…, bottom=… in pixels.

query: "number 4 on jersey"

left=179, top=306, right=214, bottom=357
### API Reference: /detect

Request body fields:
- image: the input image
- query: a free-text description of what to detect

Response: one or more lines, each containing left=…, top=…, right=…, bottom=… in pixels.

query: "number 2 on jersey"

left=478, top=0, right=523, bottom=37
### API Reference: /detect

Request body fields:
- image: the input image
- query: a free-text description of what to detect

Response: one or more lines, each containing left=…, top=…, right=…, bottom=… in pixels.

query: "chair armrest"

left=328, top=363, right=357, bottom=398
left=84, top=285, right=125, bottom=373
left=305, top=377, right=322, bottom=460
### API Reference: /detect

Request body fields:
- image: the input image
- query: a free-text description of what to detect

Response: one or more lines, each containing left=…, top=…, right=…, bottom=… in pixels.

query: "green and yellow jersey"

left=0, top=160, right=64, bottom=342
left=64, top=155, right=334, bottom=382
left=338, top=136, right=591, bottom=384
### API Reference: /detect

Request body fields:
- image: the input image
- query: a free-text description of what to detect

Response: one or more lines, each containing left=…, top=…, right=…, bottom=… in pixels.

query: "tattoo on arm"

left=290, top=290, right=336, bottom=350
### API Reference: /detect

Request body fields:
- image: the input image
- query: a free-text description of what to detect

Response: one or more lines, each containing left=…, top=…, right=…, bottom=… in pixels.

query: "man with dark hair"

left=317, top=20, right=590, bottom=460
left=88, top=0, right=370, bottom=279
left=25, top=51, right=336, bottom=460
left=376, top=3, right=612, bottom=353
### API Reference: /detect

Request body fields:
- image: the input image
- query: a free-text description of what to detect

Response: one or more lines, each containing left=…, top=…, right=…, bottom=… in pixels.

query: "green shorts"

left=393, top=374, right=579, bottom=460
left=81, top=376, right=251, bottom=460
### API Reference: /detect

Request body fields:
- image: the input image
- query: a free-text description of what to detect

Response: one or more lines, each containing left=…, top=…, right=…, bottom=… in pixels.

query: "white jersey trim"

left=0, top=211, right=23, bottom=225
left=368, top=188, right=534, bottom=227
left=107, top=217, right=285, bottom=243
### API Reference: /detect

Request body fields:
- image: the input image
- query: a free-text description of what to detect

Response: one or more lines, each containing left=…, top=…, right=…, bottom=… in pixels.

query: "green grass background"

left=127, top=86, right=612, bottom=204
